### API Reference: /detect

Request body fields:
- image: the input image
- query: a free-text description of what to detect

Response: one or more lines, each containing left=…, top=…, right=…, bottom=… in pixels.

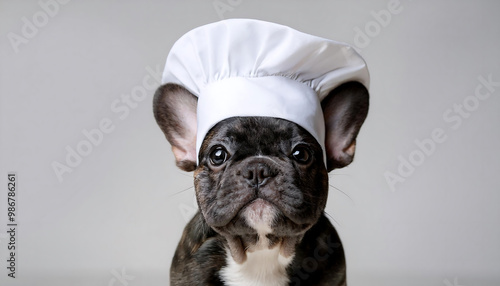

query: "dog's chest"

left=219, top=243, right=293, bottom=286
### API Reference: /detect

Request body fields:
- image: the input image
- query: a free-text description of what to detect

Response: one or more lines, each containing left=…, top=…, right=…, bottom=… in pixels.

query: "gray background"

left=1, top=0, right=499, bottom=285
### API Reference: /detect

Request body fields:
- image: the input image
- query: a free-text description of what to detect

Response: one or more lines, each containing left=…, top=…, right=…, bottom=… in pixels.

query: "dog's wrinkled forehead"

left=199, top=117, right=322, bottom=161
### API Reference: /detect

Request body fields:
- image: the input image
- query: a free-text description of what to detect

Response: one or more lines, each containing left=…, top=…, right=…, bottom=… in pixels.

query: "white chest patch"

left=220, top=198, right=294, bottom=285
left=219, top=245, right=294, bottom=286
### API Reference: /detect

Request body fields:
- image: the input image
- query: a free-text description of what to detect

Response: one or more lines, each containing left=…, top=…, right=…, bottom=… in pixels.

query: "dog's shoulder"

left=170, top=212, right=227, bottom=286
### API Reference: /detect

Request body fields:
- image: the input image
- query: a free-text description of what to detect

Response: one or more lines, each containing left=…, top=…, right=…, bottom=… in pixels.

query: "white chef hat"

left=162, top=19, right=369, bottom=164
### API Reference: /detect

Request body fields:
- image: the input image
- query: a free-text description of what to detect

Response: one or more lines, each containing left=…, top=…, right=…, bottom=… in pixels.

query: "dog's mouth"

left=213, top=196, right=315, bottom=239
left=240, top=198, right=276, bottom=234
left=210, top=197, right=312, bottom=264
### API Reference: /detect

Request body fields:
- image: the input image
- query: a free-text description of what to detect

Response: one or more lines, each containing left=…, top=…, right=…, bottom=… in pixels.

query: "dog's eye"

left=209, top=146, right=228, bottom=166
left=291, top=145, right=311, bottom=164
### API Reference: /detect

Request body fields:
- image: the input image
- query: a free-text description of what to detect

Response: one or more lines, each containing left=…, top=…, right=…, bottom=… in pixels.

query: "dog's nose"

left=241, top=161, right=276, bottom=187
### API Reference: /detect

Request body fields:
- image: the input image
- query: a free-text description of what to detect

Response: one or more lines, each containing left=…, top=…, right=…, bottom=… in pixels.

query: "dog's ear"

left=322, top=81, right=369, bottom=171
left=153, top=83, right=198, bottom=171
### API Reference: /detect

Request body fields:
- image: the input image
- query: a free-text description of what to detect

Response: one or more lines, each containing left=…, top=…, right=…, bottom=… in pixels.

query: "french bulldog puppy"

left=153, top=81, right=369, bottom=286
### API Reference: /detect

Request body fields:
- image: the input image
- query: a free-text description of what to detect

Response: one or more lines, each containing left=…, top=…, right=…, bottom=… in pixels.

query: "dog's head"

left=153, top=81, right=368, bottom=263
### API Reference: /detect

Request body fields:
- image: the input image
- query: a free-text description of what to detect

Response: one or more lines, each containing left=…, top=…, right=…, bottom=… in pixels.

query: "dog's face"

left=195, top=117, right=328, bottom=244
left=153, top=82, right=368, bottom=263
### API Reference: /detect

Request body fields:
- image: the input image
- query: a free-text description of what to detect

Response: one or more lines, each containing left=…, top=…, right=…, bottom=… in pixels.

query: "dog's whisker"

left=324, top=211, right=342, bottom=227
left=177, top=171, right=193, bottom=178
left=328, top=173, right=352, bottom=177
left=328, top=184, right=354, bottom=203
left=169, top=185, right=195, bottom=197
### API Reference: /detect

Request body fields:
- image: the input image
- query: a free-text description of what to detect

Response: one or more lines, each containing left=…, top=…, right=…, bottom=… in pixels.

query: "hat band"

left=196, top=76, right=326, bottom=165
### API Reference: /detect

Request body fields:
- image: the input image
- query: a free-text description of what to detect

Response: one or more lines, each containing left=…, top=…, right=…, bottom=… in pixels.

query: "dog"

left=153, top=80, right=369, bottom=285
